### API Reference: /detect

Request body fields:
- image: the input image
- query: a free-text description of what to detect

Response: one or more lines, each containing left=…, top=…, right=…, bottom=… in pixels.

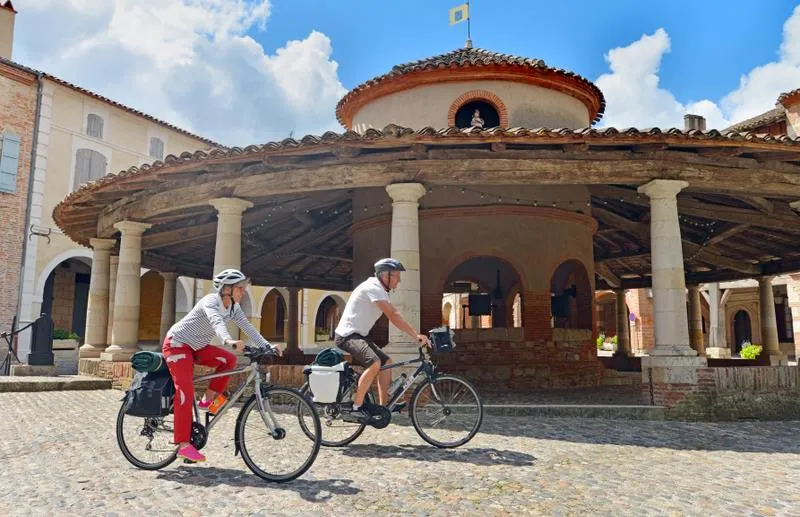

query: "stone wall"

left=643, top=366, right=800, bottom=420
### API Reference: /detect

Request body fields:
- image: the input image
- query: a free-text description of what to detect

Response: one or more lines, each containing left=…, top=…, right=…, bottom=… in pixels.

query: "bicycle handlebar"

left=244, top=344, right=279, bottom=364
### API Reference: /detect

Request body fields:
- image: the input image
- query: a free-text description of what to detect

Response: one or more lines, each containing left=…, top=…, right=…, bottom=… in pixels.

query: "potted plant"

left=52, top=329, right=80, bottom=375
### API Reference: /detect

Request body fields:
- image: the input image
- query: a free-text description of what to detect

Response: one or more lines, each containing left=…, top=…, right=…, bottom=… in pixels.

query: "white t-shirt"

left=335, top=277, right=390, bottom=337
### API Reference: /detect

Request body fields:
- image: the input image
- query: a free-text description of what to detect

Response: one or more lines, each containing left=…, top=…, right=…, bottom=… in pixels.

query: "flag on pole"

left=449, top=3, right=469, bottom=25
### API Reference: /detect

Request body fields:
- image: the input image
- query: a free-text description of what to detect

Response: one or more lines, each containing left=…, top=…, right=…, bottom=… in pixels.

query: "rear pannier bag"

left=124, top=369, right=175, bottom=417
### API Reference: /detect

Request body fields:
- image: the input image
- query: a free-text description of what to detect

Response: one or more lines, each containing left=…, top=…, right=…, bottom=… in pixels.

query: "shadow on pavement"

left=156, top=466, right=360, bottom=502
left=338, top=444, right=536, bottom=467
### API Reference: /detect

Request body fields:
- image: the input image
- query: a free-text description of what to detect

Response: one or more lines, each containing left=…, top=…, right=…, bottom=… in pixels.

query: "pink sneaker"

left=198, top=398, right=211, bottom=410
left=178, top=444, right=206, bottom=462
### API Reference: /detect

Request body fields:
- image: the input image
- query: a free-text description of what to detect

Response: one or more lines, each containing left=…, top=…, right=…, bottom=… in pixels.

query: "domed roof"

left=336, top=47, right=606, bottom=129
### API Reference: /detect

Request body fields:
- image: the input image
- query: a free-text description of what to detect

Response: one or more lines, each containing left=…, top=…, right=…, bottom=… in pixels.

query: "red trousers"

left=162, top=336, right=236, bottom=444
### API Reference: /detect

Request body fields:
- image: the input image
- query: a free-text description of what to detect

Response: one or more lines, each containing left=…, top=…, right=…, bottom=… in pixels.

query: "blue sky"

left=12, top=1, right=800, bottom=144
left=257, top=0, right=795, bottom=102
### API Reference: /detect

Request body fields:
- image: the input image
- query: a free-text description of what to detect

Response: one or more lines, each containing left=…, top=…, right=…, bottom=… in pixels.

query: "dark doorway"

left=455, top=100, right=500, bottom=129
left=733, top=310, right=752, bottom=353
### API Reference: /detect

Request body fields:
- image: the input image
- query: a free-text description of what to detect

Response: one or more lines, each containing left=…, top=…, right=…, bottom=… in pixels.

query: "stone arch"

left=731, top=308, right=754, bottom=353
left=35, top=249, right=93, bottom=304
left=442, top=302, right=453, bottom=326
left=312, top=293, right=347, bottom=342
left=260, top=287, right=289, bottom=340
left=550, top=259, right=593, bottom=330
left=440, top=255, right=524, bottom=329
left=257, top=286, right=291, bottom=317
left=447, top=89, right=509, bottom=128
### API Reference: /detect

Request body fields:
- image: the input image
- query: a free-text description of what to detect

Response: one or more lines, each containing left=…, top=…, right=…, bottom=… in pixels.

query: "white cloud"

left=596, top=5, right=800, bottom=131
left=13, top=0, right=346, bottom=146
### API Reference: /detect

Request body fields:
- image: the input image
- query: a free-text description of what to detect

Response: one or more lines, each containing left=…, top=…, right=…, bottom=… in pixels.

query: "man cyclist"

left=334, top=258, right=431, bottom=423
left=162, top=268, right=279, bottom=463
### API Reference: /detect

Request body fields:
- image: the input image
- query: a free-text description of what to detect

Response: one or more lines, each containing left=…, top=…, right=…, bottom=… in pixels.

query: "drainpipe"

left=14, top=72, right=44, bottom=335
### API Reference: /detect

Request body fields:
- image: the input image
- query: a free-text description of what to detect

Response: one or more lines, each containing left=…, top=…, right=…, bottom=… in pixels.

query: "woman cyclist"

left=162, top=268, right=279, bottom=462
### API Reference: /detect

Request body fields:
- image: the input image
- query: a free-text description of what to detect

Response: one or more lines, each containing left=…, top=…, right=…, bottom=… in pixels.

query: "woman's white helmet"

left=213, top=268, right=248, bottom=292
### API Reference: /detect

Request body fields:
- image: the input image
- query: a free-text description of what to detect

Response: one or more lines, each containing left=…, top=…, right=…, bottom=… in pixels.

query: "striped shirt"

left=167, top=293, right=271, bottom=351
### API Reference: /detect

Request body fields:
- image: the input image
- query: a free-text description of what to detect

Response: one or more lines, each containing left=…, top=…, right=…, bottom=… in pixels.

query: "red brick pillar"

left=523, top=291, right=552, bottom=341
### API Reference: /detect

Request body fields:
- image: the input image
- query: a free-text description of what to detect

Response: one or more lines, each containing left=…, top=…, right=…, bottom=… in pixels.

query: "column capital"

left=758, top=275, right=775, bottom=285
left=637, top=179, right=689, bottom=199
left=113, top=220, right=152, bottom=235
left=210, top=197, right=253, bottom=215
left=89, top=237, right=116, bottom=251
left=160, top=272, right=179, bottom=281
left=386, top=183, right=426, bottom=203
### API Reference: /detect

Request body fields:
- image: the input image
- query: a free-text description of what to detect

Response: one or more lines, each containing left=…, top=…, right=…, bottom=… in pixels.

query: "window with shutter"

left=0, top=132, right=21, bottom=194
left=86, top=114, right=104, bottom=139
left=149, top=137, right=164, bottom=159
left=73, top=148, right=107, bottom=190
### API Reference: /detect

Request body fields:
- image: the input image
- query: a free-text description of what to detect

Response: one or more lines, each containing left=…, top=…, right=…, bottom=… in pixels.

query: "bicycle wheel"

left=298, top=381, right=374, bottom=447
left=236, top=387, right=321, bottom=482
left=116, top=401, right=178, bottom=470
left=410, top=374, right=483, bottom=448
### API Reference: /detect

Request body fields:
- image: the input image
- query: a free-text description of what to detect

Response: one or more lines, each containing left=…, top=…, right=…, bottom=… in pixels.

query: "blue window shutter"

left=0, top=132, right=21, bottom=194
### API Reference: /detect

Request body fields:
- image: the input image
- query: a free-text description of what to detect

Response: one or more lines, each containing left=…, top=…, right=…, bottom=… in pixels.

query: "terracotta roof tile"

left=336, top=47, right=606, bottom=127
left=0, top=56, right=223, bottom=148
left=725, top=107, right=785, bottom=133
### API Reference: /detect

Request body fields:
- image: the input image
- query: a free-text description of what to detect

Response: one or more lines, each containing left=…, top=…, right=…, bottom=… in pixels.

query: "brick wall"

left=436, top=333, right=603, bottom=391
left=0, top=64, right=36, bottom=335
left=642, top=366, right=800, bottom=420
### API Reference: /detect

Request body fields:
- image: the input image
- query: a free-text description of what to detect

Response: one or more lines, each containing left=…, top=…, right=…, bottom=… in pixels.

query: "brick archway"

left=447, top=90, right=509, bottom=128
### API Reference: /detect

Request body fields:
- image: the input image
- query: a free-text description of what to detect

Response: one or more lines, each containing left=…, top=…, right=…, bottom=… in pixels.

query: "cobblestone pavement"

left=1, top=390, right=799, bottom=516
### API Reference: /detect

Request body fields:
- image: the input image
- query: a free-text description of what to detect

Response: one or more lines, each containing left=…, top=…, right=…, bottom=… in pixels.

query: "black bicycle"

left=298, top=327, right=483, bottom=449
left=116, top=345, right=322, bottom=482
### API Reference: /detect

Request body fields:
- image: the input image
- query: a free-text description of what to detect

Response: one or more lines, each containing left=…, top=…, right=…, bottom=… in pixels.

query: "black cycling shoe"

left=342, top=407, right=372, bottom=424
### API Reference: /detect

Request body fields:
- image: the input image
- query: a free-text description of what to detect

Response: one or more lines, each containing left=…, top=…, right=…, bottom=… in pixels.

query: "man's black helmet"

left=374, top=258, right=406, bottom=276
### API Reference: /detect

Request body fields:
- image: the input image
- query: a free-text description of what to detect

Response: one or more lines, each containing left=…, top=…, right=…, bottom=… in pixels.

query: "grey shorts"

left=335, top=334, right=389, bottom=367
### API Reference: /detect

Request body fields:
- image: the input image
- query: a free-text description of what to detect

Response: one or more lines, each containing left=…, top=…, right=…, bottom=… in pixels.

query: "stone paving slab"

left=1, top=390, right=799, bottom=516
left=0, top=375, right=112, bottom=392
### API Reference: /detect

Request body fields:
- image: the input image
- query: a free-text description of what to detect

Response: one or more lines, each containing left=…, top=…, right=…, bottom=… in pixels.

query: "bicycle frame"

left=378, top=348, right=445, bottom=410
left=190, top=362, right=281, bottom=436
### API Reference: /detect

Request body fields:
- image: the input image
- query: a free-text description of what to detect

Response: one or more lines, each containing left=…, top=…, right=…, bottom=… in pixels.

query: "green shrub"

left=53, top=329, right=79, bottom=340
left=739, top=342, right=762, bottom=360
left=596, top=334, right=605, bottom=349
left=610, top=335, right=618, bottom=345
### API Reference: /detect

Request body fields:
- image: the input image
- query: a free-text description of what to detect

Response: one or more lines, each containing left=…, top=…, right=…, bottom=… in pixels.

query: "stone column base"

left=705, top=347, right=731, bottom=359
left=768, top=354, right=790, bottom=366
left=99, top=345, right=138, bottom=362
left=78, top=343, right=107, bottom=359
left=641, top=356, right=708, bottom=384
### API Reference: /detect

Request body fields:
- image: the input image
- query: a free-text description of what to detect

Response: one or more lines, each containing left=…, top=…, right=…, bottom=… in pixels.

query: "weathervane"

left=449, top=0, right=472, bottom=48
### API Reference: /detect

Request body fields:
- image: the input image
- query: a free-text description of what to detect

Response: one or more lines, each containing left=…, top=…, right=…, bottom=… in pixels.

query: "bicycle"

left=298, top=327, right=483, bottom=449
left=116, top=345, right=322, bottom=482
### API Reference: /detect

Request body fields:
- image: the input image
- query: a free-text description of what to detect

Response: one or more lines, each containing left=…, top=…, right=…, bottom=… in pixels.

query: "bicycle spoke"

left=411, top=375, right=483, bottom=448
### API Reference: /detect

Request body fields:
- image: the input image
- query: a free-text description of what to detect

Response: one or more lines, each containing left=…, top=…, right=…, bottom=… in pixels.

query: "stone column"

left=210, top=198, right=253, bottom=275
left=285, top=287, right=302, bottom=363
left=210, top=198, right=252, bottom=358
left=79, top=238, right=116, bottom=358
left=787, top=274, right=800, bottom=362
left=105, top=256, right=119, bottom=345
left=101, top=221, right=152, bottom=361
left=637, top=180, right=695, bottom=357
left=613, top=289, right=631, bottom=356
left=759, top=276, right=786, bottom=364
left=687, top=285, right=705, bottom=356
left=637, top=180, right=706, bottom=402
left=385, top=183, right=426, bottom=357
left=159, top=273, right=178, bottom=343
left=705, top=283, right=730, bottom=358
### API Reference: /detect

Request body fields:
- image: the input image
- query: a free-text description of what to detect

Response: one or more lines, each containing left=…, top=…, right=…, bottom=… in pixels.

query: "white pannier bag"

left=306, top=362, right=347, bottom=403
